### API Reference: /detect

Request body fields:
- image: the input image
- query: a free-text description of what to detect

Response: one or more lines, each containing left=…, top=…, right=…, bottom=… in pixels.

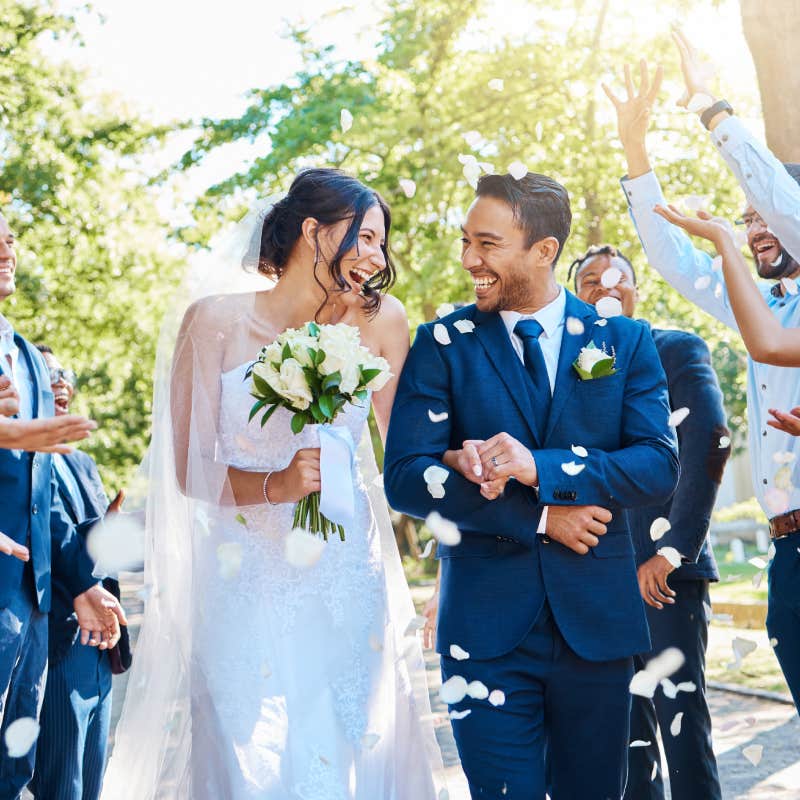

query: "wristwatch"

left=700, top=99, right=734, bottom=130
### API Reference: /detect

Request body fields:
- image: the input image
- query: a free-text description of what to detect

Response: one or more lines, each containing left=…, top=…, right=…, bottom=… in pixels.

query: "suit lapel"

left=472, top=309, right=540, bottom=445
left=15, top=335, right=44, bottom=418
left=544, top=291, right=597, bottom=441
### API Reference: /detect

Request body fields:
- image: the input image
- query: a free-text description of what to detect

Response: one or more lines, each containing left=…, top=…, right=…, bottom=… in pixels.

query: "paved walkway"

left=106, top=575, right=798, bottom=799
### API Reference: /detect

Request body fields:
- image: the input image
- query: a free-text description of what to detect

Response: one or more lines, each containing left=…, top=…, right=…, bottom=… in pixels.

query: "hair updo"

left=256, top=168, right=395, bottom=316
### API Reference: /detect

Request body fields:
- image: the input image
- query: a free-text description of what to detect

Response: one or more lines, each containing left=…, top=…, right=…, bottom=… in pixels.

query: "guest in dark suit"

left=572, top=244, right=731, bottom=800
left=0, top=212, right=126, bottom=798
left=385, top=173, right=680, bottom=799
left=29, top=346, right=127, bottom=800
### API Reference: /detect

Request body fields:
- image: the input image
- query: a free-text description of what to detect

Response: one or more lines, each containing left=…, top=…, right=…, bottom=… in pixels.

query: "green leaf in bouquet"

left=318, top=393, right=335, bottom=419
left=248, top=397, right=268, bottom=422
left=314, top=348, right=326, bottom=367
left=302, top=367, right=322, bottom=394
left=282, top=342, right=292, bottom=361
left=251, top=372, right=276, bottom=400
left=260, top=403, right=280, bottom=428
left=322, top=371, right=341, bottom=392
left=291, top=412, right=307, bottom=435
left=307, top=321, right=320, bottom=338
left=360, top=367, right=382, bottom=386
left=309, top=401, right=326, bottom=423
left=353, top=389, right=369, bottom=403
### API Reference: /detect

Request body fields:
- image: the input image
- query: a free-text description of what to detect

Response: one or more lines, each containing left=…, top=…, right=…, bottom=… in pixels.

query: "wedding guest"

left=604, top=56, right=800, bottom=710
left=30, top=346, right=129, bottom=800
left=571, top=243, right=730, bottom=800
left=0, top=211, right=126, bottom=796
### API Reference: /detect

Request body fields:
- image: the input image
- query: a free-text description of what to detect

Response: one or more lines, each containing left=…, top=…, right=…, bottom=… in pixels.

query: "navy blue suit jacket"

left=626, top=329, right=728, bottom=582
left=384, top=291, right=680, bottom=662
left=0, top=334, right=96, bottom=612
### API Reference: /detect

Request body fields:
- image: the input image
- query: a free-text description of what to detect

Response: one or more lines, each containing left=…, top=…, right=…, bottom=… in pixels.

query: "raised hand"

left=672, top=28, right=717, bottom=108
left=544, top=505, right=612, bottom=555
left=637, top=553, right=677, bottom=609
left=653, top=204, right=735, bottom=250
left=0, top=414, right=97, bottom=453
left=73, top=584, right=128, bottom=649
left=0, top=531, right=29, bottom=562
left=768, top=407, right=800, bottom=436
left=0, top=374, right=20, bottom=417
left=602, top=60, right=663, bottom=153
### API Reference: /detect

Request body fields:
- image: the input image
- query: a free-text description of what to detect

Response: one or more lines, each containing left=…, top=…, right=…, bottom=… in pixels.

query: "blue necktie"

left=514, top=318, right=551, bottom=440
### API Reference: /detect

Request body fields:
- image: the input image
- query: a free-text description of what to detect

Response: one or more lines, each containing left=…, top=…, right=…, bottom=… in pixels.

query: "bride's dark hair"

left=257, top=168, right=395, bottom=317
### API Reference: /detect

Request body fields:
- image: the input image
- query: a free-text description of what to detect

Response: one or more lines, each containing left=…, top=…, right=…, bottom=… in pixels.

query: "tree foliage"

left=1, top=0, right=183, bottom=489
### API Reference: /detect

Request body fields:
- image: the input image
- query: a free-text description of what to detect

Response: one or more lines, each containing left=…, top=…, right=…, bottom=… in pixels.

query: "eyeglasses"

left=49, top=367, right=76, bottom=386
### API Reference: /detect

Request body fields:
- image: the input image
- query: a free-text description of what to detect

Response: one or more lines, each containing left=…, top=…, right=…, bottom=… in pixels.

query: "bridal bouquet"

left=246, top=321, right=391, bottom=541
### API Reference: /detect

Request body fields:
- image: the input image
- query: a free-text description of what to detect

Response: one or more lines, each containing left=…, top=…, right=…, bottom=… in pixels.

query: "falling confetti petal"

left=727, top=636, right=758, bottom=669
left=630, top=647, right=685, bottom=698
left=85, top=514, right=146, bottom=577
left=561, top=461, right=585, bottom=476
left=488, top=78, right=504, bottom=91
left=770, top=637, right=778, bottom=647
left=650, top=517, right=671, bottom=542
left=340, top=109, right=353, bottom=132
left=421, top=539, right=435, bottom=558
left=467, top=680, right=489, bottom=700
left=651, top=761, right=658, bottom=781
left=782, top=277, right=798, bottom=296
left=773, top=451, right=795, bottom=464
left=749, top=556, right=768, bottom=570
left=657, top=547, right=682, bottom=569
left=570, top=445, right=588, bottom=459
left=450, top=644, right=470, bottom=661
left=404, top=616, right=426, bottom=636
left=714, top=283, right=723, bottom=299
left=399, top=178, right=416, bottom=198
left=361, top=733, right=380, bottom=750
left=676, top=681, right=697, bottom=693
left=450, top=709, right=472, bottom=720
left=719, top=435, right=731, bottom=448
left=670, top=712, right=684, bottom=736
left=566, top=317, right=585, bottom=335
left=284, top=528, right=325, bottom=569
left=694, top=275, right=712, bottom=290
left=424, top=465, right=450, bottom=485
left=596, top=296, right=623, bottom=318
left=440, top=675, right=469, bottom=704
left=489, top=689, right=506, bottom=706
left=630, top=740, right=651, bottom=748
left=4, top=718, right=39, bottom=758
left=661, top=678, right=678, bottom=699
left=463, top=130, right=481, bottom=148
left=508, top=161, right=527, bottom=180
left=428, top=409, right=449, bottom=423
left=426, top=511, right=461, bottom=545
left=427, top=483, right=446, bottom=499
left=668, top=407, right=690, bottom=427
left=436, top=303, right=456, bottom=318
left=594, top=318, right=608, bottom=327
left=742, top=744, right=763, bottom=766
left=454, top=319, right=476, bottom=334
left=683, top=193, right=709, bottom=210
left=433, top=323, right=452, bottom=345
left=217, top=542, right=243, bottom=579
left=601, top=267, right=623, bottom=288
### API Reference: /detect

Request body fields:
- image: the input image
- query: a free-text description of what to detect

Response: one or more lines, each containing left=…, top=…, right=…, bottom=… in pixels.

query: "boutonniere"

left=572, top=341, right=617, bottom=380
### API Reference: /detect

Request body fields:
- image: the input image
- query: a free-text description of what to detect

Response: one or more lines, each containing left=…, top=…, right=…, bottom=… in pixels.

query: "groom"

left=384, top=172, right=680, bottom=799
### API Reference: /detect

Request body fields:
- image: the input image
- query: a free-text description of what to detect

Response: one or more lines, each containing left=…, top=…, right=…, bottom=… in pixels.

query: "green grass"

left=709, top=544, right=768, bottom=603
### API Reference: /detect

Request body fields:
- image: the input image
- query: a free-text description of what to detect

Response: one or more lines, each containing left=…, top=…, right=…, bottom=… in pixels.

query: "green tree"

left=0, top=0, right=183, bottom=489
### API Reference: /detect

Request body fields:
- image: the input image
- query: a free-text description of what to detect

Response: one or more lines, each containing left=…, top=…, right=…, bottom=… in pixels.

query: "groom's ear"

left=533, top=236, right=561, bottom=269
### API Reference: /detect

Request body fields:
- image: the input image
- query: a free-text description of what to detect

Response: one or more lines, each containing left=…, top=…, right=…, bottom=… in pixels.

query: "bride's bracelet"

left=263, top=471, right=279, bottom=506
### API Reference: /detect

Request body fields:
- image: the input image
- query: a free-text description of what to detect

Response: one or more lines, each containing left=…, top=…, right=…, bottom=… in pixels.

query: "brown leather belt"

left=769, top=508, right=800, bottom=539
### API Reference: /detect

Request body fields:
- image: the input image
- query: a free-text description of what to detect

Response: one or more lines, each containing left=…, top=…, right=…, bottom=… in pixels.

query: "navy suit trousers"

left=767, top=535, right=800, bottom=710
left=0, top=573, right=48, bottom=798
left=441, top=602, right=634, bottom=800
left=624, top=580, right=721, bottom=800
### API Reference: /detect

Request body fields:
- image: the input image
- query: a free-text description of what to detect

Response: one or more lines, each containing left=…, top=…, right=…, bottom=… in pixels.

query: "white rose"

left=261, top=341, right=283, bottom=367
left=339, top=360, right=361, bottom=395
left=363, top=354, right=392, bottom=392
left=577, top=346, right=610, bottom=374
left=253, top=359, right=281, bottom=390
left=286, top=333, right=318, bottom=368
left=276, top=358, right=313, bottom=410
left=318, top=324, right=361, bottom=376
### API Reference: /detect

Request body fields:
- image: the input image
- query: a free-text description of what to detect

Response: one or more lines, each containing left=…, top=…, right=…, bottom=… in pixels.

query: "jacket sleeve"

left=383, top=323, right=543, bottom=547
left=534, top=322, right=681, bottom=509
left=654, top=334, right=731, bottom=562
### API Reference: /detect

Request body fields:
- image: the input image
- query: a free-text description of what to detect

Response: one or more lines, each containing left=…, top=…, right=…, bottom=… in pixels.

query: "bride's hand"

left=268, top=448, right=321, bottom=503
left=422, top=590, right=438, bottom=649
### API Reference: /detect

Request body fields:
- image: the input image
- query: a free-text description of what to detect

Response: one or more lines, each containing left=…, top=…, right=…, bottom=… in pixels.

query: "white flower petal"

left=217, top=541, right=243, bottom=579
left=463, top=131, right=481, bottom=148
left=770, top=637, right=779, bottom=647
left=489, top=689, right=506, bottom=706
left=454, top=319, right=476, bottom=334
left=561, top=461, right=585, bottom=476
left=428, top=409, right=449, bottom=423
left=694, top=275, right=712, bottom=290
left=4, top=717, right=40, bottom=758
left=670, top=712, right=684, bottom=737
left=594, top=318, right=608, bottom=327
left=749, top=556, right=768, bottom=570
left=420, top=539, right=435, bottom=559
left=676, top=681, right=697, bottom=693
left=361, top=733, right=380, bottom=750
left=436, top=303, right=456, bottom=318
left=423, top=465, right=450, bottom=485
left=601, top=267, right=623, bottom=288
left=742, top=744, right=763, bottom=767
left=772, top=450, right=796, bottom=464
left=433, top=323, right=452, bottom=345
left=728, top=636, right=758, bottom=669
left=284, top=528, right=325, bottom=569
left=86, top=514, right=146, bottom=577
left=657, top=547, right=682, bottom=569
left=508, top=161, right=527, bottom=180
left=571, top=444, right=588, bottom=458
left=687, top=93, right=715, bottom=113
left=719, top=435, right=731, bottom=448
left=661, top=678, right=678, bottom=699
left=488, top=78, right=504, bottom=91
left=596, top=296, right=623, bottom=318
left=399, top=178, right=416, bottom=198
left=566, top=317, right=585, bottom=335
left=404, top=615, right=426, bottom=636
left=651, top=761, right=658, bottom=781
left=650, top=517, right=671, bottom=542
left=440, top=675, right=469, bottom=705
left=340, top=108, right=353, bottom=133
left=466, top=680, right=489, bottom=700
left=782, top=277, right=798, bottom=296
left=449, top=708, right=472, bottom=720
left=450, top=644, right=470, bottom=661
left=629, top=670, right=660, bottom=698
left=426, top=511, right=461, bottom=545
left=668, top=407, right=690, bottom=427
left=751, top=570, right=765, bottom=589
left=630, top=740, right=651, bottom=748
left=427, top=482, right=446, bottom=499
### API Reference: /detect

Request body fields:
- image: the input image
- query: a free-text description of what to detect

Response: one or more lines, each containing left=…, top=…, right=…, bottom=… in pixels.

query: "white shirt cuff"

left=620, top=170, right=666, bottom=210
left=537, top=505, right=549, bottom=535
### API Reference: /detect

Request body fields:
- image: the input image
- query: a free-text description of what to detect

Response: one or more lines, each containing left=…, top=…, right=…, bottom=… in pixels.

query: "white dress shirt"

left=499, top=287, right=566, bottom=533
left=0, top=312, right=34, bottom=420
left=622, top=169, right=800, bottom=519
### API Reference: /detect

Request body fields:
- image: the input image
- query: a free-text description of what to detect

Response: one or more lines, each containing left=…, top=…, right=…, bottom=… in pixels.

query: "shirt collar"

left=0, top=312, right=13, bottom=342
left=500, top=286, right=566, bottom=339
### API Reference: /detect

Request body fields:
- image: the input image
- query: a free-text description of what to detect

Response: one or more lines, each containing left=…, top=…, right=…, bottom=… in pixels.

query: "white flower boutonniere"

left=572, top=342, right=617, bottom=380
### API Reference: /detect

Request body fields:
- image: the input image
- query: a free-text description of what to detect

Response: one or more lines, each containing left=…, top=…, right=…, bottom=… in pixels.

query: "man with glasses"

left=571, top=244, right=730, bottom=799
left=29, top=345, right=129, bottom=800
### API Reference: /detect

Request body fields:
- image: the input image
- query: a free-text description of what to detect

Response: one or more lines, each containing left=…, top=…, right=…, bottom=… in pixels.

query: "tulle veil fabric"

left=101, top=202, right=445, bottom=798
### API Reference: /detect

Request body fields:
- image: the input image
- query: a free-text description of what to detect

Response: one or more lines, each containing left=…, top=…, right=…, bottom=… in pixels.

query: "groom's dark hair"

left=476, top=172, right=572, bottom=266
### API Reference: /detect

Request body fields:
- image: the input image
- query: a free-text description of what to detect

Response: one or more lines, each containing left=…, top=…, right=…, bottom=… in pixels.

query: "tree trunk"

left=741, top=0, right=800, bottom=162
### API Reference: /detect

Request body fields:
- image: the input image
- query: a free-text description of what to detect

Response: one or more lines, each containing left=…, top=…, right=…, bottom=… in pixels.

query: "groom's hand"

left=545, top=505, right=612, bottom=555
left=443, top=441, right=508, bottom=500
left=477, top=433, right=538, bottom=487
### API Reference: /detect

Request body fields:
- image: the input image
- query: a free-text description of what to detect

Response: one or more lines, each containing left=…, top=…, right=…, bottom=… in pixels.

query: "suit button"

left=541, top=535, right=551, bottom=544
left=32, top=504, right=38, bottom=515
left=569, top=492, right=577, bottom=500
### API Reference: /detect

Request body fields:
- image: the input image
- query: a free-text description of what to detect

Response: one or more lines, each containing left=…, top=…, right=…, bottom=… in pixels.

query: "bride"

left=102, top=168, right=443, bottom=798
